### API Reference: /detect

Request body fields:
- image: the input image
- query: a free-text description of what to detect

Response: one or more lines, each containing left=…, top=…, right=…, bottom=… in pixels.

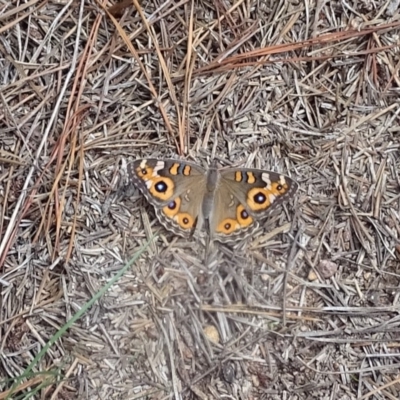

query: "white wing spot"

left=268, top=194, right=276, bottom=203
left=153, top=161, right=165, bottom=176
left=139, top=159, right=147, bottom=168
left=184, top=190, right=191, bottom=202
left=262, top=172, right=272, bottom=188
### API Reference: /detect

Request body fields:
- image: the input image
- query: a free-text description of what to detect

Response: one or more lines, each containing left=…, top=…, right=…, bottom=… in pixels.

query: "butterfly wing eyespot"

left=247, top=188, right=272, bottom=211
left=246, top=177, right=292, bottom=212
left=216, top=204, right=254, bottom=235
left=136, top=165, right=152, bottom=178
left=162, top=199, right=195, bottom=229
left=157, top=196, right=196, bottom=235
left=236, top=204, right=253, bottom=227
left=176, top=212, right=195, bottom=229
left=272, top=182, right=287, bottom=193
left=162, top=197, right=181, bottom=217
left=217, top=218, right=239, bottom=234
left=144, top=176, right=175, bottom=201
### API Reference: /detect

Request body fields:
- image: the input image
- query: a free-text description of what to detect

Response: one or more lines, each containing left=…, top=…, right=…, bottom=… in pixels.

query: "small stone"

left=308, top=270, right=318, bottom=281
left=222, top=362, right=235, bottom=383
left=252, top=374, right=260, bottom=387
left=317, top=260, right=338, bottom=279
left=364, top=272, right=371, bottom=280
left=204, top=325, right=219, bottom=344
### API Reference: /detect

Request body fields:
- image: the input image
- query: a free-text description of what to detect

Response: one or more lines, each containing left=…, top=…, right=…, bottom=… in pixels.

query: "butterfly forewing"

left=219, top=168, right=298, bottom=217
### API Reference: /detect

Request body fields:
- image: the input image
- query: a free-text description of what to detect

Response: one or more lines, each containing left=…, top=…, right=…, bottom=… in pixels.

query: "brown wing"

left=210, top=168, right=298, bottom=242
left=129, top=159, right=207, bottom=237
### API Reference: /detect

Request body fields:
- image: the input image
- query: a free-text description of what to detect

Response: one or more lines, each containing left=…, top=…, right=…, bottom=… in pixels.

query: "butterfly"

left=128, top=159, right=298, bottom=243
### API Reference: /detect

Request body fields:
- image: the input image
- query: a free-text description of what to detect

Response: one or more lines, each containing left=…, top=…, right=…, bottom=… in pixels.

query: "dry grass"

left=1, top=0, right=400, bottom=399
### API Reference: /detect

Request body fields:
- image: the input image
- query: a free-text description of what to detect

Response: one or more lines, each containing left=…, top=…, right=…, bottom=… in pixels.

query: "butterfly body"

left=129, top=159, right=298, bottom=243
